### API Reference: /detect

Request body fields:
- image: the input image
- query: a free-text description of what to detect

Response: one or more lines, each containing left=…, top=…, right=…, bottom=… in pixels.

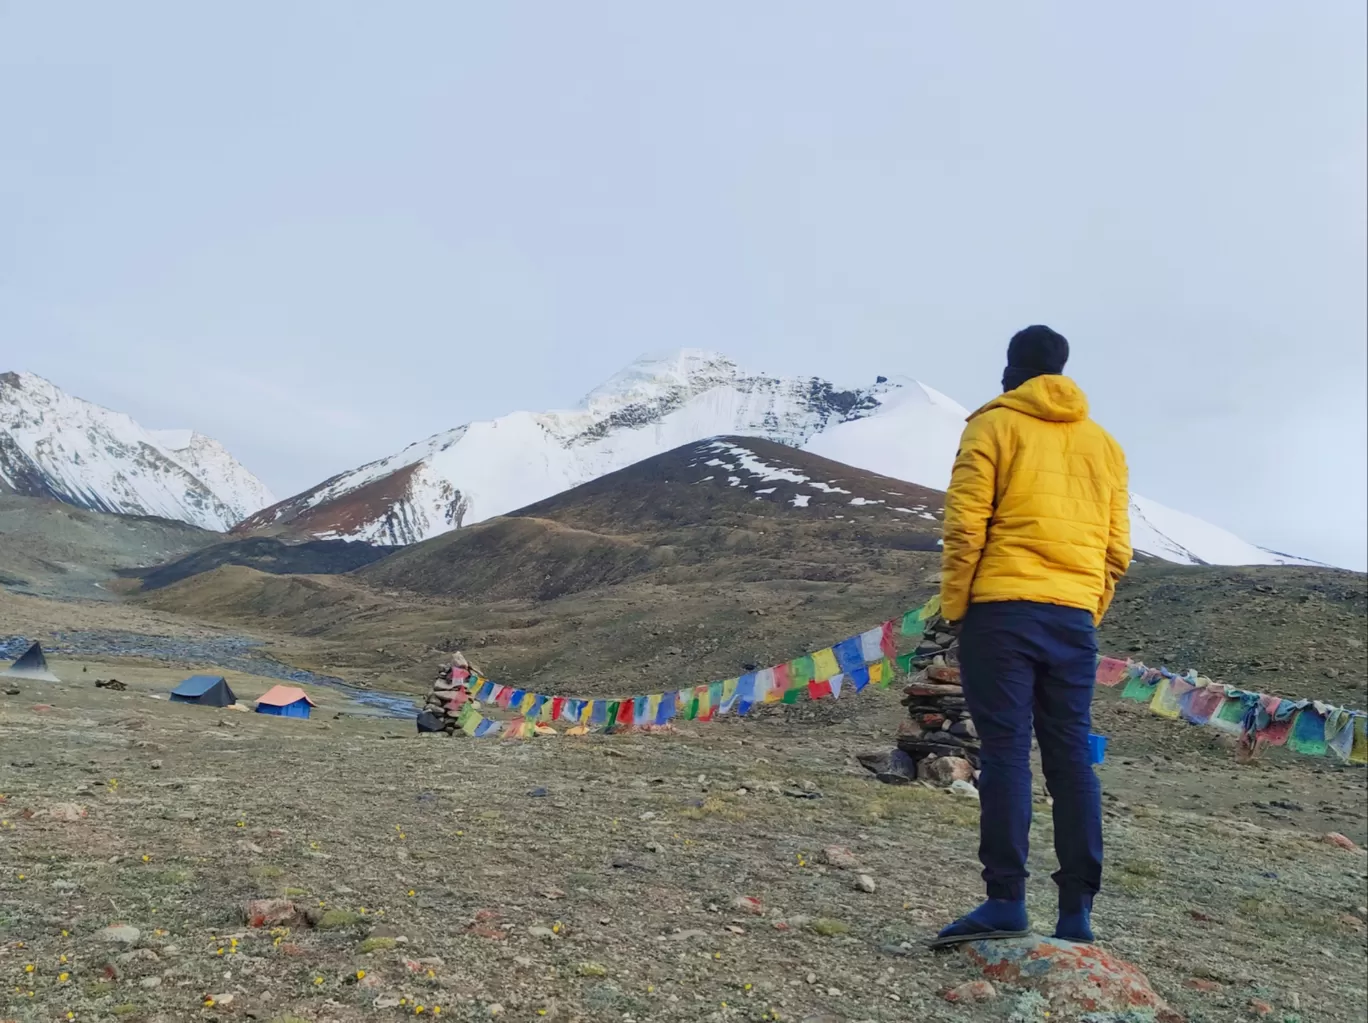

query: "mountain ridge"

left=0, top=371, right=275, bottom=529
left=237, top=350, right=1318, bottom=569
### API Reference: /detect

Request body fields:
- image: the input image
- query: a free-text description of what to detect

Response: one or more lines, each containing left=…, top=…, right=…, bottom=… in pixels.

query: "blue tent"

left=170, top=675, right=236, bottom=707
left=255, top=685, right=317, bottom=719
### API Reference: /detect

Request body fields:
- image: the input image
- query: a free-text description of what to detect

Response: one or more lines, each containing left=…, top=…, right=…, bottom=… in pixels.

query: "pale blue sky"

left=2, top=2, right=1364, bottom=568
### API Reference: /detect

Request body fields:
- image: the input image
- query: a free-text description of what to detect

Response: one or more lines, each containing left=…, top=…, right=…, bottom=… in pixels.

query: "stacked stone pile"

left=416, top=652, right=478, bottom=735
left=898, top=614, right=981, bottom=784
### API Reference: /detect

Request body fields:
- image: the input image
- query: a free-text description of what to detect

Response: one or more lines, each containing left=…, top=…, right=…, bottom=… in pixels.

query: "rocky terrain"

left=0, top=496, right=220, bottom=601
left=1, top=668, right=1365, bottom=1023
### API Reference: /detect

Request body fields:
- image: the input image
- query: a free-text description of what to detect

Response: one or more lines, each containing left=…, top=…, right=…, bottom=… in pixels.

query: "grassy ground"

left=2, top=673, right=1365, bottom=1023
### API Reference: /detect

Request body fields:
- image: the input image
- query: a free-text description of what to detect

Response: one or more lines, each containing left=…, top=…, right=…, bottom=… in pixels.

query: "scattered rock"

left=949, top=779, right=980, bottom=799
left=211, top=994, right=234, bottom=1007
left=527, top=787, right=549, bottom=798
left=139, top=977, right=162, bottom=988
left=149, top=759, right=162, bottom=770
left=1248, top=998, right=1275, bottom=1016
left=855, top=874, right=877, bottom=894
left=820, top=845, right=860, bottom=870
left=1185, top=977, right=1223, bottom=993
left=943, top=979, right=997, bottom=1004
left=960, top=937, right=1182, bottom=1022
left=1322, top=832, right=1361, bottom=852
left=528, top=926, right=559, bottom=941
left=807, top=918, right=850, bottom=937
left=577, top=962, right=608, bottom=977
left=48, top=803, right=87, bottom=822
left=97, top=924, right=141, bottom=945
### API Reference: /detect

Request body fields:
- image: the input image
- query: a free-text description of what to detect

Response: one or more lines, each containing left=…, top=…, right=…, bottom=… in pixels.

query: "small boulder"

left=97, top=924, right=141, bottom=945
left=48, top=803, right=87, bottom=822
left=243, top=898, right=304, bottom=928
left=943, top=980, right=997, bottom=1004
left=960, top=936, right=1183, bottom=1022
left=918, top=756, right=975, bottom=786
left=820, top=845, right=861, bottom=870
left=1322, top=832, right=1361, bottom=852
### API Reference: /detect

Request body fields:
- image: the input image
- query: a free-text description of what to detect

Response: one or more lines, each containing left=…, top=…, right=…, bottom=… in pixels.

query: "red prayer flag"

left=551, top=696, right=565, bottom=722
left=808, top=679, right=833, bottom=701
left=772, top=662, right=792, bottom=694
left=880, top=620, right=897, bottom=659
left=617, top=697, right=635, bottom=728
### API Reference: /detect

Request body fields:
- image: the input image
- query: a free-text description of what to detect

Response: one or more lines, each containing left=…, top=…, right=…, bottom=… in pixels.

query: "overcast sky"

left=2, top=2, right=1364, bottom=569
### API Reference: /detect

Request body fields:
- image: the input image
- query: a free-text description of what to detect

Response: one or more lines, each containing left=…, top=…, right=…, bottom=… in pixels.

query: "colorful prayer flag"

left=811, top=647, right=840, bottom=682
left=833, top=637, right=865, bottom=675
left=1094, top=657, right=1130, bottom=687
left=808, top=678, right=833, bottom=701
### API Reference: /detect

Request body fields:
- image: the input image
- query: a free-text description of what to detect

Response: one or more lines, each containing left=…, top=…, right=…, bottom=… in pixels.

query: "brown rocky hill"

left=359, top=436, right=945, bottom=601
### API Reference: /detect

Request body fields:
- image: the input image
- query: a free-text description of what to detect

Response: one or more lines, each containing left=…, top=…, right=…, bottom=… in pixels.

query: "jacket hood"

left=969, top=374, right=1090, bottom=423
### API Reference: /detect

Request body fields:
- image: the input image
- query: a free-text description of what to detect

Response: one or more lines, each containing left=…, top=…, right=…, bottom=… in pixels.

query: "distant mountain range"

left=239, top=350, right=1317, bottom=568
left=2, top=356, right=1320, bottom=568
left=0, top=371, right=273, bottom=530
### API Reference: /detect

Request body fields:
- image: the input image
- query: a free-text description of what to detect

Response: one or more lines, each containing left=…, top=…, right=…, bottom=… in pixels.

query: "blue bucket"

left=1088, top=733, right=1108, bottom=765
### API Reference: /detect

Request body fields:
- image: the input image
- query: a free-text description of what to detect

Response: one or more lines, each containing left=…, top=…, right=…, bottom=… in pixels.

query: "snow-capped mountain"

left=238, top=351, right=889, bottom=543
left=239, top=349, right=1313, bottom=568
left=0, top=371, right=275, bottom=530
left=804, top=379, right=1319, bottom=567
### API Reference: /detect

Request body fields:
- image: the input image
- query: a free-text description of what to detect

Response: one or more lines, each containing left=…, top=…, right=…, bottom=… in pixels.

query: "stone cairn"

left=899, top=614, right=980, bottom=784
left=861, top=614, right=981, bottom=787
left=416, top=651, right=478, bottom=735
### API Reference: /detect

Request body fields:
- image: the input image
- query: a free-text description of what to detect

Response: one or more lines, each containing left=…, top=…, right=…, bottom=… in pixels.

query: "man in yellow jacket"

left=933, top=325, right=1131, bottom=947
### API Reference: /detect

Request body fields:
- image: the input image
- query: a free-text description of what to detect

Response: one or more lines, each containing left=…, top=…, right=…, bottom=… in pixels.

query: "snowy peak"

left=238, top=351, right=1316, bottom=569
left=0, top=371, right=275, bottom=530
left=239, top=350, right=901, bottom=544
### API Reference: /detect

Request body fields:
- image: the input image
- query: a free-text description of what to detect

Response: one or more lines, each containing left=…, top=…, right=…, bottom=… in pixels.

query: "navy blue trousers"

left=959, top=600, right=1102, bottom=912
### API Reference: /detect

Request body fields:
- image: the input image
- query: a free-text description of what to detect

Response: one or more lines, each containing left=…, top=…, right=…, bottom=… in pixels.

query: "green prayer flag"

left=606, top=701, right=622, bottom=728
left=781, top=686, right=801, bottom=705
left=789, top=655, right=815, bottom=687
left=901, top=609, right=925, bottom=638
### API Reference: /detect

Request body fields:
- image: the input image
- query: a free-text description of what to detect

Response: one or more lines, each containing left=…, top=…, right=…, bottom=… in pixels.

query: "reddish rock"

left=943, top=980, right=997, bottom=1004
left=732, top=896, right=764, bottom=916
left=926, top=663, right=962, bottom=684
left=820, top=846, right=861, bottom=870
left=918, top=755, right=975, bottom=786
left=1248, top=998, right=1275, bottom=1015
left=243, top=898, right=303, bottom=928
left=961, top=936, right=1184, bottom=1022
left=1322, top=832, right=1361, bottom=852
left=1184, top=978, right=1222, bottom=993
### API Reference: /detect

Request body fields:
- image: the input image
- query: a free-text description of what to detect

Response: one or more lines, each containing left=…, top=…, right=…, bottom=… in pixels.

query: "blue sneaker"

left=928, top=898, right=1031, bottom=948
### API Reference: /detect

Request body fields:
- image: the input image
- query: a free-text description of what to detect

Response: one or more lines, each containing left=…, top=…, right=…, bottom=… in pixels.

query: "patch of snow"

left=790, top=494, right=811, bottom=508
left=754, top=487, right=777, bottom=495
left=848, top=497, right=884, bottom=506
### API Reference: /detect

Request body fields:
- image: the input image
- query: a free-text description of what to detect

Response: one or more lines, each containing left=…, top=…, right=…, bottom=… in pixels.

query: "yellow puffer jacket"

left=940, top=375, right=1131, bottom=625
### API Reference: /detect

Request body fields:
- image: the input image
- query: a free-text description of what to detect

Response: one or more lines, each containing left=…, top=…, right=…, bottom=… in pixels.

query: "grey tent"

left=170, top=674, right=236, bottom=708
left=1, top=641, right=59, bottom=682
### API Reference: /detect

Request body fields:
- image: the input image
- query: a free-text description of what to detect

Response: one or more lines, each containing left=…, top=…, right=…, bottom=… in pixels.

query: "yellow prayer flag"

left=1148, top=678, right=1181, bottom=720
left=516, top=692, right=536, bottom=715
left=646, top=693, right=662, bottom=721
left=461, top=711, right=482, bottom=736
left=812, top=648, right=840, bottom=681
left=869, top=661, right=883, bottom=685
